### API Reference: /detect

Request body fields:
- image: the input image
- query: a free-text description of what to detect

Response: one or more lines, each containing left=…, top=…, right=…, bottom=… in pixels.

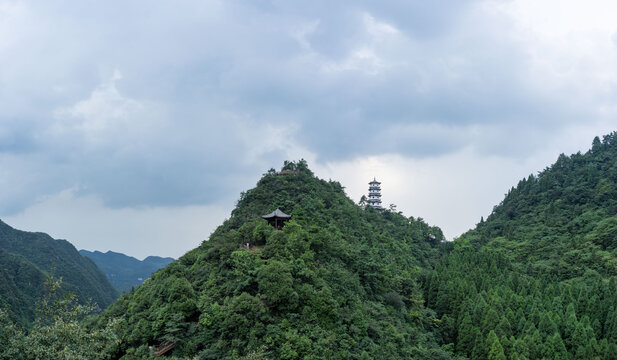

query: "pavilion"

left=261, top=208, right=291, bottom=230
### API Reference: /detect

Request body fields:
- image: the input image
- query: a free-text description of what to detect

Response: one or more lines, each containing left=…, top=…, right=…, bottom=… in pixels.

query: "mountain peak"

left=93, top=160, right=448, bottom=358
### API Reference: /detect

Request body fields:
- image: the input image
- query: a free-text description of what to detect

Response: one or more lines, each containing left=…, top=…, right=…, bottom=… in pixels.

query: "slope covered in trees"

left=0, top=220, right=118, bottom=327
left=79, top=250, right=174, bottom=293
left=92, top=160, right=453, bottom=359
left=425, top=133, right=617, bottom=359
left=0, top=275, right=120, bottom=360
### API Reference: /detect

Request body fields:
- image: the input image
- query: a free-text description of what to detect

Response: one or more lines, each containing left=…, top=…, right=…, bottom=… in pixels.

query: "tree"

left=544, top=333, right=567, bottom=360
left=486, top=330, right=507, bottom=360
left=0, top=275, right=120, bottom=359
left=456, top=313, right=476, bottom=357
left=257, top=260, right=297, bottom=310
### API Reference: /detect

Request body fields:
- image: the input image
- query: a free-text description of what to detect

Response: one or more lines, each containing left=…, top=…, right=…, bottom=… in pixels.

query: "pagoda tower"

left=368, top=178, right=382, bottom=210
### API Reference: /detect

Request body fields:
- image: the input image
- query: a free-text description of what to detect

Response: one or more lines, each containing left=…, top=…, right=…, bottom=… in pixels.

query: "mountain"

left=0, top=248, right=45, bottom=326
left=424, top=133, right=617, bottom=359
left=79, top=250, right=174, bottom=293
left=0, top=220, right=119, bottom=327
left=92, top=160, right=453, bottom=359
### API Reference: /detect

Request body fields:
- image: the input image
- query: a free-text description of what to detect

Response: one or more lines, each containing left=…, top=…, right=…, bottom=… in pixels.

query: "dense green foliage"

left=0, top=220, right=118, bottom=327
left=79, top=250, right=174, bottom=293
left=0, top=275, right=120, bottom=360
left=0, top=249, right=45, bottom=326
left=426, top=133, right=617, bottom=359
left=93, top=160, right=452, bottom=359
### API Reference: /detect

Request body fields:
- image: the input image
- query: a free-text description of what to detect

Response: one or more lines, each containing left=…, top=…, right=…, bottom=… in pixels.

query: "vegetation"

left=91, top=160, right=452, bottom=359
left=425, top=133, right=617, bottom=359
left=79, top=250, right=174, bottom=293
left=0, top=275, right=120, bottom=360
left=0, top=220, right=118, bottom=327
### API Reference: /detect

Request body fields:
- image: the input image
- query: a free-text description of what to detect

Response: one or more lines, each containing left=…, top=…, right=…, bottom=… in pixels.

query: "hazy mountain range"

left=79, top=250, right=174, bottom=293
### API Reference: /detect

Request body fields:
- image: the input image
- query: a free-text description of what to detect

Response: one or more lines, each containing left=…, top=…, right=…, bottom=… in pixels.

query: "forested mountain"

left=79, top=250, right=174, bottom=293
left=0, top=220, right=118, bottom=327
left=424, top=133, right=617, bottom=359
left=91, top=160, right=453, bottom=359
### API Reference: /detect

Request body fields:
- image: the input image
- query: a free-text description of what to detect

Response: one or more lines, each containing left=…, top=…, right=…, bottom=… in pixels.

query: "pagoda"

left=261, top=208, right=292, bottom=230
left=368, top=178, right=382, bottom=210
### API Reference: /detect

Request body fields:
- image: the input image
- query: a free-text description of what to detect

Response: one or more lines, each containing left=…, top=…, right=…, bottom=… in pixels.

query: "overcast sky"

left=1, top=0, right=617, bottom=259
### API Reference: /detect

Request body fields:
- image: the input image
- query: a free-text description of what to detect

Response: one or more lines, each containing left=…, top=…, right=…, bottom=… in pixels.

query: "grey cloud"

left=0, top=0, right=613, bottom=214
left=358, top=0, right=476, bottom=38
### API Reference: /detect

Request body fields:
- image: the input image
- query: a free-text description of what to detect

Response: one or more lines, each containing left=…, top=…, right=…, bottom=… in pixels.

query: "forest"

left=423, top=133, right=617, bottom=359
left=0, top=220, right=118, bottom=327
left=2, top=134, right=617, bottom=359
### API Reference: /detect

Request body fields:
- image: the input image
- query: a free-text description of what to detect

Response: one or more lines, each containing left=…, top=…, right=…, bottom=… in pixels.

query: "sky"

left=1, top=0, right=617, bottom=259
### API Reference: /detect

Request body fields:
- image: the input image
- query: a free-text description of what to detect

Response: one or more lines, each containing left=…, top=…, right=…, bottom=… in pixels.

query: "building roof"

left=261, top=208, right=291, bottom=219
left=369, top=177, right=381, bottom=184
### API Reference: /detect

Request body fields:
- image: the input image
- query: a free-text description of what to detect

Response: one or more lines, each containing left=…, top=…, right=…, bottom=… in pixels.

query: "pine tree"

left=496, top=315, right=512, bottom=338
left=482, top=308, right=500, bottom=335
left=546, top=333, right=567, bottom=360
left=456, top=314, right=477, bottom=357
left=604, top=306, right=617, bottom=341
left=486, top=330, right=506, bottom=360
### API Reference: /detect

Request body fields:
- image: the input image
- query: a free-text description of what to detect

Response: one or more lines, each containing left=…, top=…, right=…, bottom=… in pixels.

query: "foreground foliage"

left=426, top=133, right=617, bottom=359
left=0, top=275, right=120, bottom=360
left=93, top=160, right=452, bottom=359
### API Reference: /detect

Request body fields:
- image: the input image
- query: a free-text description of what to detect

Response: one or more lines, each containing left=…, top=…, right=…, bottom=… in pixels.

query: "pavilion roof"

left=261, top=208, right=291, bottom=219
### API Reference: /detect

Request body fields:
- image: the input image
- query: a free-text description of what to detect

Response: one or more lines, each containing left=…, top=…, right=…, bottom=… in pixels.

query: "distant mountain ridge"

left=0, top=220, right=118, bottom=327
left=79, top=250, right=174, bottom=293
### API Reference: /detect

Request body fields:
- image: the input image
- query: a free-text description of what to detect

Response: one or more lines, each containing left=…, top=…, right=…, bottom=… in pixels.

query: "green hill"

left=94, top=160, right=453, bottom=359
left=0, top=248, right=46, bottom=326
left=424, top=133, right=617, bottom=359
left=79, top=250, right=174, bottom=293
left=0, top=220, right=119, bottom=327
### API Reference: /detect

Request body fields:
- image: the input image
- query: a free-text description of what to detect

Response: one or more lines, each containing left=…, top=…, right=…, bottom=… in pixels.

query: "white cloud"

left=0, top=2, right=27, bottom=51
left=51, top=70, right=151, bottom=146
left=499, top=0, right=617, bottom=93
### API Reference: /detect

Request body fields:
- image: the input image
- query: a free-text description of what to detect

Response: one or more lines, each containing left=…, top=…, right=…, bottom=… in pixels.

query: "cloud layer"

left=1, top=0, right=617, bottom=256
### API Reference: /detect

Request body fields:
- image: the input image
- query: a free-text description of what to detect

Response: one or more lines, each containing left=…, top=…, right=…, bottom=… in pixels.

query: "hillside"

left=0, top=248, right=45, bottom=326
left=0, top=220, right=119, bottom=326
left=424, top=133, right=617, bottom=359
left=79, top=250, right=174, bottom=293
left=93, top=160, right=453, bottom=359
